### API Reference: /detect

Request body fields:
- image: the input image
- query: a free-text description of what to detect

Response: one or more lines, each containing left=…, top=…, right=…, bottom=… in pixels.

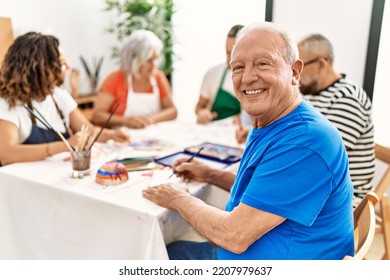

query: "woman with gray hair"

left=93, top=30, right=177, bottom=129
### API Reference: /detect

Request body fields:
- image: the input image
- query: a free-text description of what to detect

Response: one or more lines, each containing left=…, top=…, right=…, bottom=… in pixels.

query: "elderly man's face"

left=231, top=29, right=301, bottom=125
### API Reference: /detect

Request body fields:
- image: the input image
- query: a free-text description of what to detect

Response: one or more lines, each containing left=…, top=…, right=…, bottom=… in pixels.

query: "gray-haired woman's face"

left=139, top=51, right=159, bottom=78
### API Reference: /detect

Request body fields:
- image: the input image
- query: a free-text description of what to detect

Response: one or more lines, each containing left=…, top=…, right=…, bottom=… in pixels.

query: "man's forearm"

left=207, top=169, right=236, bottom=191
left=172, top=194, right=236, bottom=251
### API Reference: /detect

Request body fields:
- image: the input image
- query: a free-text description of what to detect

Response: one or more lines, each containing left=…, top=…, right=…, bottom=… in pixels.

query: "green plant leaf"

left=103, top=0, right=175, bottom=77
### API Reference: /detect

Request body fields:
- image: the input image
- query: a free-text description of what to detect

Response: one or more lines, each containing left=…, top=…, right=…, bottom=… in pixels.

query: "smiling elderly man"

left=143, top=22, right=354, bottom=260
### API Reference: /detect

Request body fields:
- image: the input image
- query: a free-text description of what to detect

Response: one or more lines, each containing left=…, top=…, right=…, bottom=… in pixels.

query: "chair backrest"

left=380, top=192, right=390, bottom=259
left=344, top=191, right=378, bottom=260
left=373, top=143, right=390, bottom=259
left=374, top=144, right=390, bottom=199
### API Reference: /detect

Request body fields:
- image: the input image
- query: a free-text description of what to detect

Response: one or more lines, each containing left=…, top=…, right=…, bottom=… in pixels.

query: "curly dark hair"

left=0, top=32, right=63, bottom=108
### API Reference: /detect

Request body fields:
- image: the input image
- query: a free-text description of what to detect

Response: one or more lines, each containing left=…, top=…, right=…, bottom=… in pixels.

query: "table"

left=0, top=119, right=241, bottom=259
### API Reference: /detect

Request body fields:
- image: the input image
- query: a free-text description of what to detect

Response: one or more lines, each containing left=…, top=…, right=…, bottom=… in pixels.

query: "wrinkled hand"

left=125, top=115, right=153, bottom=129
left=142, top=183, right=190, bottom=209
left=197, top=109, right=218, bottom=124
left=172, top=158, right=212, bottom=183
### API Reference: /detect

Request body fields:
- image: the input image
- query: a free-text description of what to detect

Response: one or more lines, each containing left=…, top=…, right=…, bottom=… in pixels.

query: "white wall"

left=372, top=0, right=390, bottom=146
left=0, top=0, right=118, bottom=93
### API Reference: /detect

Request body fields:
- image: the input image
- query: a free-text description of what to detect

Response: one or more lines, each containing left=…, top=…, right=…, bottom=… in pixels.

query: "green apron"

left=210, top=67, right=241, bottom=120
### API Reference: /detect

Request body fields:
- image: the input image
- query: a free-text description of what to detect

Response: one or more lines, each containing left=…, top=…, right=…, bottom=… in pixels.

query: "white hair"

left=120, top=29, right=163, bottom=77
left=236, top=22, right=299, bottom=65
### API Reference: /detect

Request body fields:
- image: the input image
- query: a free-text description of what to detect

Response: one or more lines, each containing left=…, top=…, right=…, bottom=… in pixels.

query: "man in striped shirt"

left=298, top=34, right=375, bottom=208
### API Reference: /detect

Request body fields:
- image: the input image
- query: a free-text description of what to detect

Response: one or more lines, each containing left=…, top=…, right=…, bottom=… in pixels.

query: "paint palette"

left=184, top=142, right=243, bottom=162
left=154, top=142, right=243, bottom=168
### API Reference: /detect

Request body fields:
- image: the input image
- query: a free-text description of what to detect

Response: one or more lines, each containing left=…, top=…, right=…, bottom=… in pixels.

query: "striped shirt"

left=302, top=74, right=375, bottom=207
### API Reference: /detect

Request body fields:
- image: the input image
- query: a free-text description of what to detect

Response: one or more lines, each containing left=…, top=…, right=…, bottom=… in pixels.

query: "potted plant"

left=103, top=0, right=175, bottom=78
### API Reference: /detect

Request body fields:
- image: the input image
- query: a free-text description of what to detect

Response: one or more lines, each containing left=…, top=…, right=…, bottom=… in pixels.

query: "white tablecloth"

left=0, top=119, right=239, bottom=259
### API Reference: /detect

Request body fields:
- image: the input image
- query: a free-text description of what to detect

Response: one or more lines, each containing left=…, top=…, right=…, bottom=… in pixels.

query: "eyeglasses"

left=303, top=57, right=327, bottom=66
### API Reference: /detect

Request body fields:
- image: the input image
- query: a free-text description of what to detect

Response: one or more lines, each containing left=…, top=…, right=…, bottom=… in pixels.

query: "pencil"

left=168, top=147, right=205, bottom=179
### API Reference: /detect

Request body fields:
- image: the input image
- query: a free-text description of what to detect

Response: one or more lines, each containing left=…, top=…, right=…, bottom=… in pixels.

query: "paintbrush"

left=24, top=105, right=75, bottom=152
left=24, top=106, right=55, bottom=133
left=88, top=102, right=120, bottom=150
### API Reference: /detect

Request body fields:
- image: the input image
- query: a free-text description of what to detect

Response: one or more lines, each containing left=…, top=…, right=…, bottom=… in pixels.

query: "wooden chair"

left=379, top=193, right=390, bottom=259
left=373, top=143, right=390, bottom=259
left=344, top=191, right=378, bottom=260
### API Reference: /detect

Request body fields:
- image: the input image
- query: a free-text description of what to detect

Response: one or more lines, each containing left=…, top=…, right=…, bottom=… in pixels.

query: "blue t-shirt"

left=218, top=101, right=354, bottom=260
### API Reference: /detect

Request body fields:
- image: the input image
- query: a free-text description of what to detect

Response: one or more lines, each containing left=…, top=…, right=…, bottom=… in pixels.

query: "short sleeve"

left=242, top=145, right=333, bottom=226
left=98, top=70, right=125, bottom=98
left=325, top=94, right=369, bottom=150
left=52, top=87, right=77, bottom=127
left=0, top=98, right=19, bottom=127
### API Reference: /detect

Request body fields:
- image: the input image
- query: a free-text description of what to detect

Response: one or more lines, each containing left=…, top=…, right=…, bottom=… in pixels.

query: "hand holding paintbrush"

left=168, top=147, right=205, bottom=179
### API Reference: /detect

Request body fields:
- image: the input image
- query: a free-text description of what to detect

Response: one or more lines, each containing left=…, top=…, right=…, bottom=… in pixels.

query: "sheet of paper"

left=150, top=169, right=205, bottom=192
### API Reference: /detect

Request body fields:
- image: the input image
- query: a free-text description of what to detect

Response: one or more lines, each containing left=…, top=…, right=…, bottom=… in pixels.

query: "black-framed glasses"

left=303, top=57, right=327, bottom=66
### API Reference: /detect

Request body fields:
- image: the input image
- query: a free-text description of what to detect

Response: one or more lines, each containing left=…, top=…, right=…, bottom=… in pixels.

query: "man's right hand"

left=172, top=158, right=213, bottom=183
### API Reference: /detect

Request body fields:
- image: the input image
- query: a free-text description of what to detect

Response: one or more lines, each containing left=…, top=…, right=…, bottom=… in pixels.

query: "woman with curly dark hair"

left=0, top=32, right=130, bottom=165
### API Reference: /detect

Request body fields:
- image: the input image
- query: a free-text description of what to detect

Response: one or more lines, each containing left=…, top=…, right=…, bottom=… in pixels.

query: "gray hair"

left=298, top=34, right=335, bottom=64
left=120, top=29, right=163, bottom=77
left=235, top=22, right=299, bottom=65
